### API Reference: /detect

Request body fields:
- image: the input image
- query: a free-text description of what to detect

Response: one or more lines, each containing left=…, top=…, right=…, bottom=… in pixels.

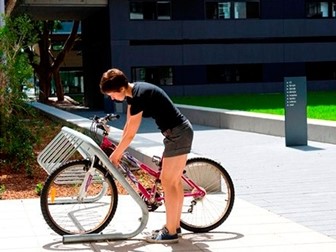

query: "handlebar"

left=93, top=113, right=120, bottom=124
left=91, top=113, right=120, bottom=134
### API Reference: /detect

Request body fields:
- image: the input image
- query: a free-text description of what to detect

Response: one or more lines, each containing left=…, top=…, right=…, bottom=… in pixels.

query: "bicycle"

left=39, top=113, right=235, bottom=236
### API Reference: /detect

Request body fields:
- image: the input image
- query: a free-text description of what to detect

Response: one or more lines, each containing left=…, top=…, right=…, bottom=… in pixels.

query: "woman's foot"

left=146, top=227, right=179, bottom=243
left=152, top=226, right=182, bottom=237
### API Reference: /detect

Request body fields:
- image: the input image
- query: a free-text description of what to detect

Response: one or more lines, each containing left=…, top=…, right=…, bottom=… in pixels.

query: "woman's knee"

left=161, top=174, right=180, bottom=189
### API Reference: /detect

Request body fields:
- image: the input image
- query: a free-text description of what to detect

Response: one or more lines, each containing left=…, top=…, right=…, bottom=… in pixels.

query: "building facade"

left=61, top=1, right=336, bottom=108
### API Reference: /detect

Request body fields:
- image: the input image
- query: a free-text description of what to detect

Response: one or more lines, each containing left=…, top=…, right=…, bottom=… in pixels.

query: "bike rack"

left=37, top=126, right=149, bottom=244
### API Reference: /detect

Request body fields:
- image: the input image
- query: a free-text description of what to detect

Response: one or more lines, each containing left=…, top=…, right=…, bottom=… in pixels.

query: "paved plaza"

left=1, top=106, right=336, bottom=251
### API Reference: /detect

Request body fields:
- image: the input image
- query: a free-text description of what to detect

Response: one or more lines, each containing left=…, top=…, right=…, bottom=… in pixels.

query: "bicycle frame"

left=92, top=115, right=206, bottom=209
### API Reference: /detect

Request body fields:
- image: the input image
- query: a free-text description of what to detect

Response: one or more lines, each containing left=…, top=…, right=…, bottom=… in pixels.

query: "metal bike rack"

left=37, top=126, right=149, bottom=244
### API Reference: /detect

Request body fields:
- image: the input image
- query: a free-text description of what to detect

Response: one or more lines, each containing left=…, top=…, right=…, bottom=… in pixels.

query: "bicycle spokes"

left=180, top=158, right=235, bottom=233
left=40, top=160, right=118, bottom=235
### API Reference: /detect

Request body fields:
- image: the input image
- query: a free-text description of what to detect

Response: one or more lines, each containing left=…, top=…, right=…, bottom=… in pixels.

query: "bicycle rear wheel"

left=40, top=159, right=118, bottom=235
left=180, top=157, right=235, bottom=233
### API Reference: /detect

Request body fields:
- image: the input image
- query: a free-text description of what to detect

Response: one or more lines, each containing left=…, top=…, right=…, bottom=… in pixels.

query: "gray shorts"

left=162, top=120, right=194, bottom=157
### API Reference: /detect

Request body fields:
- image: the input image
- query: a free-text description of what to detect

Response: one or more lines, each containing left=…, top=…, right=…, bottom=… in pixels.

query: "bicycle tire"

left=180, top=157, right=235, bottom=233
left=40, top=159, right=118, bottom=235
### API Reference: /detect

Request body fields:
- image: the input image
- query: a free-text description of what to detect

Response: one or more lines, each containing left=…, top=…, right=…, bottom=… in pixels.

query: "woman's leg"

left=160, top=154, right=188, bottom=234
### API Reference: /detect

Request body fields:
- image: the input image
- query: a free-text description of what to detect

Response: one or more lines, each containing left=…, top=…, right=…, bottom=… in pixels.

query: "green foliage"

left=35, top=182, right=44, bottom=196
left=0, top=184, right=5, bottom=199
left=0, top=14, right=36, bottom=119
left=0, top=14, right=39, bottom=175
left=0, top=106, right=38, bottom=175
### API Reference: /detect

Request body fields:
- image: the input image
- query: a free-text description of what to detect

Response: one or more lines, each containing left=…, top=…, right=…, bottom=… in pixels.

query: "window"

left=207, top=64, right=262, bottom=83
left=50, top=70, right=83, bottom=95
left=157, top=1, right=171, bottom=20
left=234, top=2, right=247, bottom=18
left=306, top=1, right=336, bottom=18
left=130, top=1, right=171, bottom=20
left=206, top=2, right=232, bottom=19
left=130, top=2, right=143, bottom=19
left=206, top=1, right=260, bottom=19
left=131, top=67, right=173, bottom=85
left=306, top=62, right=336, bottom=80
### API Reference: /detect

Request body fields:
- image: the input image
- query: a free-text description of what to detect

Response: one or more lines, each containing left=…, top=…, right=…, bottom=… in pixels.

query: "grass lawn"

left=171, top=91, right=336, bottom=121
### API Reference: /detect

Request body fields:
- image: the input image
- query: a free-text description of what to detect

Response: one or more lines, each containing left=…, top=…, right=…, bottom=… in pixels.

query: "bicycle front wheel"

left=180, top=157, right=235, bottom=233
left=40, top=159, right=118, bottom=235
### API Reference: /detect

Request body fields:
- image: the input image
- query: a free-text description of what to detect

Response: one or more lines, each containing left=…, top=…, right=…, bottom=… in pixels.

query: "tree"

left=0, top=13, right=38, bottom=173
left=25, top=20, right=80, bottom=103
left=0, top=14, right=36, bottom=118
left=5, top=0, right=80, bottom=103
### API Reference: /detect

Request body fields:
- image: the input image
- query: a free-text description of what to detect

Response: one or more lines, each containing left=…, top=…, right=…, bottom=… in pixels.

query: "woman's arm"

left=109, top=105, right=142, bottom=165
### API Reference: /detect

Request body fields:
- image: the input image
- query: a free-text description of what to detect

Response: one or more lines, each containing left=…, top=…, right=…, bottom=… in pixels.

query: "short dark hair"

left=99, top=68, right=129, bottom=94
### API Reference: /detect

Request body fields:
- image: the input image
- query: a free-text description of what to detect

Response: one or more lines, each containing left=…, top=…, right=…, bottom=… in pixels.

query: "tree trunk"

left=52, top=21, right=79, bottom=102
left=53, top=70, right=64, bottom=101
left=35, top=21, right=53, bottom=103
left=5, top=0, right=17, bottom=16
left=38, top=71, right=52, bottom=103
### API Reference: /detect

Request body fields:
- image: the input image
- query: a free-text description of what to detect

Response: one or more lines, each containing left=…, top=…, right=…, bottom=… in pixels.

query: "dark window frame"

left=205, top=0, right=260, bottom=20
left=207, top=64, right=263, bottom=83
left=305, top=0, right=336, bottom=18
left=129, top=0, right=171, bottom=20
left=131, top=66, right=174, bottom=85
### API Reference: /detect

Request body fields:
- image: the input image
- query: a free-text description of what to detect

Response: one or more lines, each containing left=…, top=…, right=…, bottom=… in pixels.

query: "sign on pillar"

left=284, top=77, right=307, bottom=146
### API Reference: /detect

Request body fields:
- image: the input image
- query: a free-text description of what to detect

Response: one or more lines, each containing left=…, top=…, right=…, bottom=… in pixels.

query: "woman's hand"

left=109, top=150, right=122, bottom=166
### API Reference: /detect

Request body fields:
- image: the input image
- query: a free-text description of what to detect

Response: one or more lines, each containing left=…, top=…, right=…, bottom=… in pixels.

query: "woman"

left=99, top=68, right=193, bottom=243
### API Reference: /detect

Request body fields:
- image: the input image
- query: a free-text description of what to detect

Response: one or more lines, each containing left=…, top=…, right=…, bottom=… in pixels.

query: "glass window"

left=206, top=1, right=259, bottom=20
left=131, top=67, right=173, bottom=85
left=207, top=64, right=262, bottom=83
left=51, top=71, right=83, bottom=95
left=246, top=1, right=260, bottom=18
left=306, top=1, right=336, bottom=18
left=206, top=1, right=231, bottom=19
left=143, top=2, right=156, bottom=20
left=234, top=2, right=246, bottom=18
left=306, top=62, right=336, bottom=80
left=321, top=2, right=330, bottom=16
left=130, top=2, right=144, bottom=20
left=157, top=1, right=171, bottom=20
left=130, top=1, right=171, bottom=20
left=219, top=2, right=231, bottom=19
left=206, top=2, right=219, bottom=19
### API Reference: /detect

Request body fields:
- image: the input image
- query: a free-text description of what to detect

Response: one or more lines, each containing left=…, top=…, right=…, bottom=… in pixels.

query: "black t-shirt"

left=126, top=82, right=186, bottom=131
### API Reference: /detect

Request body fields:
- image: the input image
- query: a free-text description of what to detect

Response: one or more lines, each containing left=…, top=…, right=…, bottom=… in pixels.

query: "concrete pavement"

left=1, top=105, right=336, bottom=251
left=1, top=195, right=336, bottom=251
